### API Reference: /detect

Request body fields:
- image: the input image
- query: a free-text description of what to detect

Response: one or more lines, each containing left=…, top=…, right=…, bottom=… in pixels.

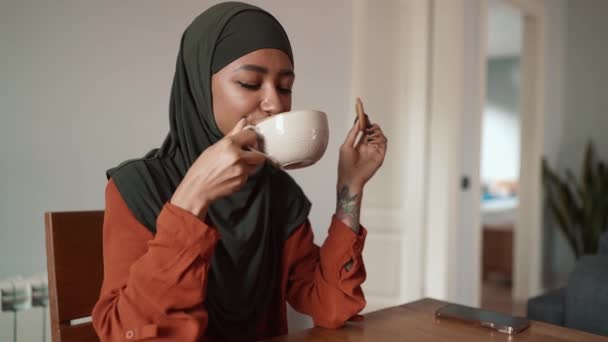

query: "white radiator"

left=0, top=274, right=50, bottom=342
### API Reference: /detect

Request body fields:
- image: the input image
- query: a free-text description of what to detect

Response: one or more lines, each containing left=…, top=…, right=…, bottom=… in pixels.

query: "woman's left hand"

left=338, top=118, right=387, bottom=190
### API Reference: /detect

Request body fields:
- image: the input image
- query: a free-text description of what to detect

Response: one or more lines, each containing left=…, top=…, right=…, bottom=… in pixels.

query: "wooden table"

left=266, top=298, right=608, bottom=341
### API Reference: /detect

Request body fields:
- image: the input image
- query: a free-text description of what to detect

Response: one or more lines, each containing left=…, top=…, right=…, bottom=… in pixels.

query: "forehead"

left=229, top=48, right=293, bottom=71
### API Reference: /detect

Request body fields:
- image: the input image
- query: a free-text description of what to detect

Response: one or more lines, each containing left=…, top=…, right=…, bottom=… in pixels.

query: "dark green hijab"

left=107, top=2, right=311, bottom=338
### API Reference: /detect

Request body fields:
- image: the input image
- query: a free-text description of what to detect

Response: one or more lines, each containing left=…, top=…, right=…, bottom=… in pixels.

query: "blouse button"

left=125, top=330, right=135, bottom=339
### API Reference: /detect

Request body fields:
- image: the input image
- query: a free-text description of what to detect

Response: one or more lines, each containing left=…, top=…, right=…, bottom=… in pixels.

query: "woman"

left=92, top=2, right=387, bottom=341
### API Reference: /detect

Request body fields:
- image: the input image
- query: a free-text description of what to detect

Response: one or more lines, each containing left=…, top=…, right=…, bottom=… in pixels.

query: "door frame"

left=505, top=0, right=547, bottom=302
left=426, top=0, right=547, bottom=304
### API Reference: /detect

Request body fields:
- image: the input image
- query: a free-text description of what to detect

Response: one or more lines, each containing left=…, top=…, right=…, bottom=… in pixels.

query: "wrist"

left=335, top=182, right=363, bottom=233
left=337, top=179, right=364, bottom=194
left=170, top=194, right=210, bottom=218
left=171, top=183, right=211, bottom=220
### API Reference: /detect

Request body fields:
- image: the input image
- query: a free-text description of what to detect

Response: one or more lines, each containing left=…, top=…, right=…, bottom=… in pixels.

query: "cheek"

left=285, top=96, right=292, bottom=111
left=212, top=79, right=256, bottom=135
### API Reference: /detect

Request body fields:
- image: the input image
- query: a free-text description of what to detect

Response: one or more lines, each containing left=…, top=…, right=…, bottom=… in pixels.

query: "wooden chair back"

left=45, top=211, right=104, bottom=342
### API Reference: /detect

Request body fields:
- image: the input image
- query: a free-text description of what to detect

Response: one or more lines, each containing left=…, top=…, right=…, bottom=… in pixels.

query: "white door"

left=453, top=0, right=547, bottom=307
left=352, top=0, right=431, bottom=312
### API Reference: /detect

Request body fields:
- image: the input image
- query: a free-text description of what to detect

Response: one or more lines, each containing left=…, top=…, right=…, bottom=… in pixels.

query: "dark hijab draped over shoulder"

left=106, top=2, right=311, bottom=338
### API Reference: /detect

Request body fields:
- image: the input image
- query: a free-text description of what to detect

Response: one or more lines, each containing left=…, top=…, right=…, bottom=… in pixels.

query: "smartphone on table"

left=435, top=303, right=530, bottom=335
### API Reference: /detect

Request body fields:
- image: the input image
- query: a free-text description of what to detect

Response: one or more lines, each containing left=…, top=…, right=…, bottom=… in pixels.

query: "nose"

left=260, top=86, right=286, bottom=116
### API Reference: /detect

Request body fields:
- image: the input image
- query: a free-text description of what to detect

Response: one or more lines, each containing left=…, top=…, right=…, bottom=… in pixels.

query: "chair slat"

left=45, top=210, right=104, bottom=342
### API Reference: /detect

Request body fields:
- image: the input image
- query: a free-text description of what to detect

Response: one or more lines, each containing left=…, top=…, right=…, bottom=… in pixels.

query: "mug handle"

left=242, top=125, right=283, bottom=170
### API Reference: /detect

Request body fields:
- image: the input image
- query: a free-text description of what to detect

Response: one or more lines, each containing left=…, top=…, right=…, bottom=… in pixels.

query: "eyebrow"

left=235, top=64, right=295, bottom=77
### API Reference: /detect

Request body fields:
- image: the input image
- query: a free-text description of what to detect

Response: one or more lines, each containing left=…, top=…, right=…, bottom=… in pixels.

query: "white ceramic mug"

left=245, top=109, right=329, bottom=170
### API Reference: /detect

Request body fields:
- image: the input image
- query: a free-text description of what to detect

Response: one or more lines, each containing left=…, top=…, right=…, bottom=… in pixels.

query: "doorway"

left=476, top=0, right=547, bottom=314
left=480, top=0, right=523, bottom=316
left=448, top=0, right=547, bottom=310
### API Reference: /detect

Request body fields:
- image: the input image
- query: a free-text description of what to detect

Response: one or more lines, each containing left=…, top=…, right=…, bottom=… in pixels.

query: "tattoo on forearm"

left=336, top=185, right=362, bottom=272
left=336, top=185, right=360, bottom=233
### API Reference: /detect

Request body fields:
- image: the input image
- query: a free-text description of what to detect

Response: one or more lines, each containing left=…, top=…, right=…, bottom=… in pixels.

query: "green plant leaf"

left=566, top=170, right=583, bottom=205
left=547, top=195, right=580, bottom=258
left=582, top=141, right=594, bottom=194
left=602, top=166, right=608, bottom=234
left=542, top=144, right=608, bottom=256
left=543, top=158, right=581, bottom=257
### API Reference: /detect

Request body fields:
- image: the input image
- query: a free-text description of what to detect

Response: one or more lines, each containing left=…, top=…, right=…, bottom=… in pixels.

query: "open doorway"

left=431, top=0, right=546, bottom=311
left=480, top=0, right=522, bottom=316
left=476, top=0, right=547, bottom=314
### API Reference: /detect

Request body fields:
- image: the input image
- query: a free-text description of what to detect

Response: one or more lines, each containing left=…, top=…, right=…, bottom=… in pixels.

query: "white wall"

left=0, top=0, right=353, bottom=333
left=542, top=0, right=566, bottom=167
left=539, top=0, right=569, bottom=290
left=0, top=0, right=352, bottom=278
left=559, top=0, right=608, bottom=168
left=543, top=0, right=608, bottom=287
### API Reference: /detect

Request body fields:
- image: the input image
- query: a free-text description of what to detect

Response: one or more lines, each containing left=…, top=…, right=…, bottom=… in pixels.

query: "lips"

left=247, top=113, right=273, bottom=125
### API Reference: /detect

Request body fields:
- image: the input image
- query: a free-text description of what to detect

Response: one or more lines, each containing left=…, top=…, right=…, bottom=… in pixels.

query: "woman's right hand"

left=170, top=117, right=266, bottom=219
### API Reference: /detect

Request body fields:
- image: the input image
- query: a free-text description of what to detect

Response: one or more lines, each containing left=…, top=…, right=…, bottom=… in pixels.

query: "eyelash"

left=237, top=81, right=292, bottom=94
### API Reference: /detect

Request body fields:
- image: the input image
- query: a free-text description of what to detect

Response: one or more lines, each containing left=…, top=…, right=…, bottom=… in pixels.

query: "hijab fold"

left=107, top=2, right=311, bottom=338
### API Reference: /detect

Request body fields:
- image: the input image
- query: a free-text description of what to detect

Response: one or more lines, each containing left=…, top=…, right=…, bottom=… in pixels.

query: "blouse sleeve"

left=92, top=180, right=219, bottom=341
left=284, top=216, right=367, bottom=328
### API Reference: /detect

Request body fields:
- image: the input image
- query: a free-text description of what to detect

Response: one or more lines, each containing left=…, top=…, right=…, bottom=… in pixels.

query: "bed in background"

left=481, top=180, right=518, bottom=283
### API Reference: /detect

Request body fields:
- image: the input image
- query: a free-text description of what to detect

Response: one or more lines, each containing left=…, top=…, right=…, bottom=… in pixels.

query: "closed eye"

left=278, top=87, right=292, bottom=94
left=238, top=81, right=261, bottom=90
left=238, top=81, right=292, bottom=95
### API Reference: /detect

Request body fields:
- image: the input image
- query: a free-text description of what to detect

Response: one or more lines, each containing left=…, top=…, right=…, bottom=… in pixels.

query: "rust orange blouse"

left=92, top=180, right=367, bottom=341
